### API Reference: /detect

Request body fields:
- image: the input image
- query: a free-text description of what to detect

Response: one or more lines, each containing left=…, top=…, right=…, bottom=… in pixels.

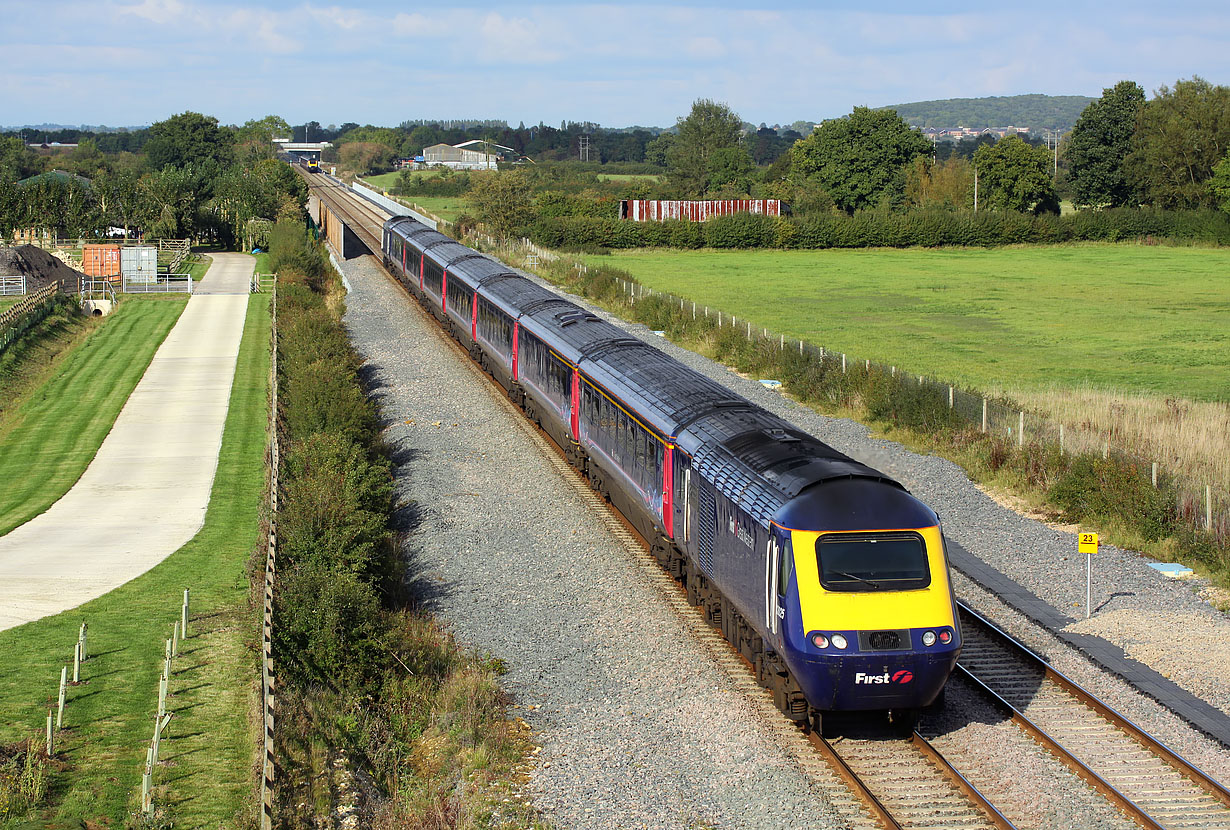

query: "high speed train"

left=382, top=215, right=961, bottom=728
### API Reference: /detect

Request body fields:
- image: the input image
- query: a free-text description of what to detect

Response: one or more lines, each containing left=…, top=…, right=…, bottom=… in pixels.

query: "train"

left=381, top=215, right=962, bottom=729
left=298, top=155, right=321, bottom=172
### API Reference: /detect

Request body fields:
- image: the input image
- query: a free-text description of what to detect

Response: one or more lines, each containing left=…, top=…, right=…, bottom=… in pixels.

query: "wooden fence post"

left=57, top=667, right=67, bottom=727
left=981, top=398, right=988, bottom=433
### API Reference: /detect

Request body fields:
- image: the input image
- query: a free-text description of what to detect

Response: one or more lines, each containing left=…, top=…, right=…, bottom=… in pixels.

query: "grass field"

left=0, top=290, right=270, bottom=825
left=0, top=297, right=17, bottom=314
left=588, top=244, right=1230, bottom=403
left=396, top=194, right=468, bottom=223
left=597, top=172, right=663, bottom=183
left=0, top=296, right=188, bottom=536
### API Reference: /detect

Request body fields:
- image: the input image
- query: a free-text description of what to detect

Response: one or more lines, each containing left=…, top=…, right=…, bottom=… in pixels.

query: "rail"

left=957, top=603, right=1230, bottom=829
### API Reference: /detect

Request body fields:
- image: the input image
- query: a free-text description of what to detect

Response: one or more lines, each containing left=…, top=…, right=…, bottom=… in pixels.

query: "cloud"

left=117, top=0, right=186, bottom=25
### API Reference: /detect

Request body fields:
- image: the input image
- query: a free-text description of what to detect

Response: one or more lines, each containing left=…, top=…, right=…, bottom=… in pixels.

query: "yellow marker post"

left=1079, top=532, right=1099, bottom=618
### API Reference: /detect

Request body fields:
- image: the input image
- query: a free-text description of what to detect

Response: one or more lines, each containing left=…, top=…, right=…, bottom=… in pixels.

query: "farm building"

left=422, top=140, right=517, bottom=170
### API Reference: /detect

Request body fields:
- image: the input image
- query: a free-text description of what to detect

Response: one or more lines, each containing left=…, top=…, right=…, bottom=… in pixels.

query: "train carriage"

left=381, top=215, right=961, bottom=728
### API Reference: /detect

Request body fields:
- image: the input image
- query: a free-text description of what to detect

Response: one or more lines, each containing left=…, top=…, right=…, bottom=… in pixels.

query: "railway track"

left=314, top=180, right=1230, bottom=830
left=955, top=605, right=1230, bottom=830
left=298, top=171, right=390, bottom=253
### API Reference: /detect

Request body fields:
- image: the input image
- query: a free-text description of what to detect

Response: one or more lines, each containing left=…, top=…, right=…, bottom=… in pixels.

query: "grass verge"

left=0, top=289, right=271, bottom=827
left=0, top=296, right=188, bottom=537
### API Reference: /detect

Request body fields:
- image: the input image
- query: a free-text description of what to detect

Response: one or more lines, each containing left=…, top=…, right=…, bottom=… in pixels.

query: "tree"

left=139, top=165, right=200, bottom=239
left=338, top=142, right=395, bottom=176
left=466, top=171, right=535, bottom=239
left=904, top=156, right=974, bottom=209
left=790, top=107, right=931, bottom=213
left=1210, top=150, right=1230, bottom=214
left=0, top=134, right=42, bottom=180
left=145, top=111, right=234, bottom=172
left=234, top=115, right=292, bottom=162
left=706, top=145, right=754, bottom=196
left=1066, top=81, right=1146, bottom=208
left=643, top=133, right=675, bottom=168
left=667, top=99, right=746, bottom=196
left=1126, top=76, right=1230, bottom=209
left=972, top=135, right=1059, bottom=213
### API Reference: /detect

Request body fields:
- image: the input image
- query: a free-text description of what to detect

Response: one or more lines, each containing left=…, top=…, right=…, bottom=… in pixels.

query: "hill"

left=883, top=94, right=1095, bottom=131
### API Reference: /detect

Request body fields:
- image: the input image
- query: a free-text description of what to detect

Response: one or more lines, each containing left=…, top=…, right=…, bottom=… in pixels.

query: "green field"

left=397, top=194, right=468, bottom=223
left=597, top=172, right=663, bottom=183
left=0, top=291, right=270, bottom=825
left=0, top=297, right=188, bottom=535
left=588, top=244, right=1230, bottom=402
left=0, top=297, right=16, bottom=314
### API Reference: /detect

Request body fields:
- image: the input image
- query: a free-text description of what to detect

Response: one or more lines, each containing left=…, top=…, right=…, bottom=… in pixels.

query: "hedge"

left=525, top=207, right=1230, bottom=250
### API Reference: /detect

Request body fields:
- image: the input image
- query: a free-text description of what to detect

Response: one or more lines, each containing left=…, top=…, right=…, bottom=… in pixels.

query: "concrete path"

left=0, top=254, right=254, bottom=632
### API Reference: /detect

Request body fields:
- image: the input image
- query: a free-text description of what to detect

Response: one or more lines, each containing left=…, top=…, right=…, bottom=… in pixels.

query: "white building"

left=422, top=140, right=517, bottom=170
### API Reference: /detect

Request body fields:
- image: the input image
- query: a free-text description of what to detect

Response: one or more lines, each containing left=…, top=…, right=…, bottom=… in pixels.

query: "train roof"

left=683, top=405, right=922, bottom=529
left=775, top=477, right=939, bottom=533
left=447, top=254, right=521, bottom=286
left=480, top=273, right=568, bottom=318
left=582, top=343, right=751, bottom=440
left=423, top=240, right=475, bottom=267
left=384, top=216, right=440, bottom=243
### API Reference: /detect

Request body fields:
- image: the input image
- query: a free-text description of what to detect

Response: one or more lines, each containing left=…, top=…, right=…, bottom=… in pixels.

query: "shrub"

left=279, top=432, right=396, bottom=586
left=1048, top=454, right=1176, bottom=542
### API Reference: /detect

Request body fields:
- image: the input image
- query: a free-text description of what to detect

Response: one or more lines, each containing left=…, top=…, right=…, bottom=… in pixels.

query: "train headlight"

left=811, top=633, right=828, bottom=649
left=922, top=631, right=937, bottom=647
left=831, top=634, right=848, bottom=650
left=939, top=630, right=952, bottom=645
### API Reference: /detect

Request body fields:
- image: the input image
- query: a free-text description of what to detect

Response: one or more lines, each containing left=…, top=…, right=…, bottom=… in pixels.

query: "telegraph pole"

left=579, top=135, right=590, bottom=162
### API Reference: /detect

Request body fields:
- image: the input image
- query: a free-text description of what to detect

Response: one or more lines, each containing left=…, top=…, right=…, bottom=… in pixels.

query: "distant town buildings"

left=921, top=126, right=1032, bottom=142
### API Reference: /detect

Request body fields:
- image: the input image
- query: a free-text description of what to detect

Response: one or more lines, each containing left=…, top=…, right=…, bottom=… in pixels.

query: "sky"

left=3, top=0, right=1229, bottom=130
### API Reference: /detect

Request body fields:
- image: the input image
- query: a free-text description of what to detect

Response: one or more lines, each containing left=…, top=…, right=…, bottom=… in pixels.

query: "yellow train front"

left=769, top=477, right=961, bottom=713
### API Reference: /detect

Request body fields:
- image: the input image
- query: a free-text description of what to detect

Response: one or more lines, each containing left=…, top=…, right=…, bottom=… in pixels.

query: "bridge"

left=275, top=139, right=332, bottom=164
left=295, top=168, right=438, bottom=260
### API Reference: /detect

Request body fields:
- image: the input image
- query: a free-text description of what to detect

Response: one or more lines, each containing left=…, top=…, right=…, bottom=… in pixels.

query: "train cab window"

left=776, top=540, right=793, bottom=597
left=815, top=533, right=930, bottom=592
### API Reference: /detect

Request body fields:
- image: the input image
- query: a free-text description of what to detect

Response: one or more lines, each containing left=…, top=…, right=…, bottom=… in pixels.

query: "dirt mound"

left=0, top=245, right=84, bottom=294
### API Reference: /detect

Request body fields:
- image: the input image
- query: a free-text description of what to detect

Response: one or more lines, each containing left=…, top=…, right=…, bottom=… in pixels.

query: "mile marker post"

left=1079, top=532, right=1099, bottom=619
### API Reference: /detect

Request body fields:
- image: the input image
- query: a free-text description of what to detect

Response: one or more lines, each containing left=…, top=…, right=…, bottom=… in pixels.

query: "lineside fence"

left=490, top=237, right=1229, bottom=551
left=260, top=278, right=279, bottom=830
left=0, top=282, right=63, bottom=355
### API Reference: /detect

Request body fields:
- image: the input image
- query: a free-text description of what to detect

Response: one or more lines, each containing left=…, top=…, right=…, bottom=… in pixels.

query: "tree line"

left=0, top=113, right=306, bottom=246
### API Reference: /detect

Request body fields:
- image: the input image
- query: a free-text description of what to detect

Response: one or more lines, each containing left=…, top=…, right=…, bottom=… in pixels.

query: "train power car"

left=381, top=216, right=962, bottom=729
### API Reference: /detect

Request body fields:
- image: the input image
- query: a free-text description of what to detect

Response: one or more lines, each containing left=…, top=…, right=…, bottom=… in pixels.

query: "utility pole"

left=973, top=166, right=978, bottom=212
left=579, top=134, right=590, bottom=162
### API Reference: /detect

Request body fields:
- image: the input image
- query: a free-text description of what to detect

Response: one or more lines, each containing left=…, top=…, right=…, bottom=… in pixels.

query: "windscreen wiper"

left=833, top=570, right=882, bottom=589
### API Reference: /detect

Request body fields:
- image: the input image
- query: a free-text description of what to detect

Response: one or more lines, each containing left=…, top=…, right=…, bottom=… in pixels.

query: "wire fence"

left=490, top=237, right=1228, bottom=550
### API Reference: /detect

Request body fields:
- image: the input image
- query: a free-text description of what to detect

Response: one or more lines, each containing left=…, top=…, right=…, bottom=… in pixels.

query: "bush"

left=279, top=432, right=396, bottom=585
left=1048, top=454, right=1176, bottom=542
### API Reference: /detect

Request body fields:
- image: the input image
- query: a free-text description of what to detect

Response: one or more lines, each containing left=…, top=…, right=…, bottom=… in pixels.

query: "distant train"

left=381, top=215, right=961, bottom=729
left=298, top=156, right=320, bottom=172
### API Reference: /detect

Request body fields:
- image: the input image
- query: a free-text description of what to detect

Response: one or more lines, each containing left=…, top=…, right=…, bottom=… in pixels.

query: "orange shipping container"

left=82, top=244, right=121, bottom=278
